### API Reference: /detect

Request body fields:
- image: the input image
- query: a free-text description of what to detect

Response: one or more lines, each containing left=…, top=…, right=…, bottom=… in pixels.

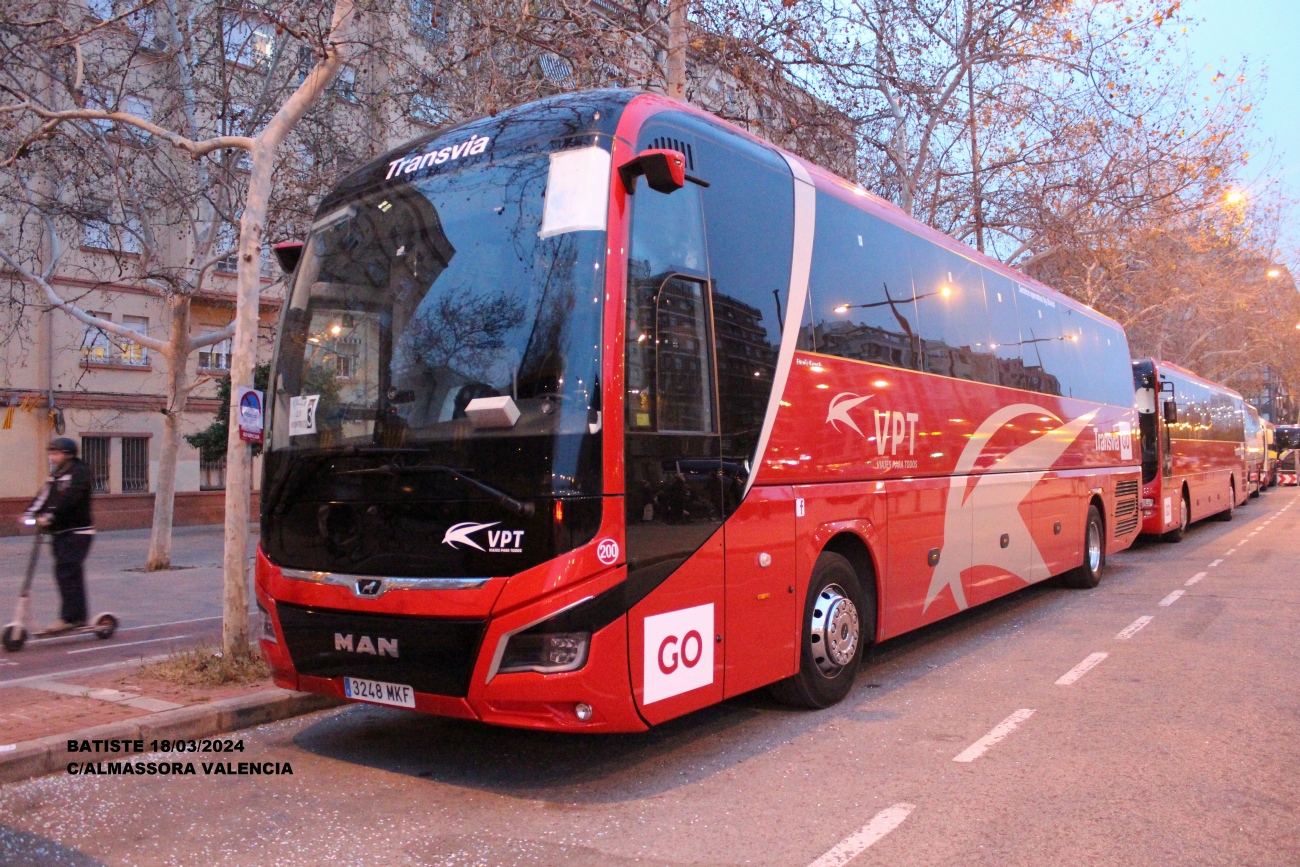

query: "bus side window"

left=909, top=244, right=995, bottom=384
left=982, top=273, right=1025, bottom=390
left=806, top=193, right=921, bottom=372
left=1015, top=286, right=1063, bottom=396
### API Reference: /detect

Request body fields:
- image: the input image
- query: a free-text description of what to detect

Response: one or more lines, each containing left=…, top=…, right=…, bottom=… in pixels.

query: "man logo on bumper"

left=334, top=633, right=399, bottom=657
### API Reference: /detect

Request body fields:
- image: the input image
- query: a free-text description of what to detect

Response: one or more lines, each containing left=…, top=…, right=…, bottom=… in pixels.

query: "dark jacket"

left=29, top=458, right=95, bottom=534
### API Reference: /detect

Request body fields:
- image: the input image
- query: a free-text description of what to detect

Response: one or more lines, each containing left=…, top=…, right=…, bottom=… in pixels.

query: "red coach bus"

left=256, top=91, right=1142, bottom=731
left=1133, top=359, right=1250, bottom=540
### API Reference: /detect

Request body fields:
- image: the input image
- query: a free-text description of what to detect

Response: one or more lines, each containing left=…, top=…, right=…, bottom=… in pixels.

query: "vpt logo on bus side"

left=827, top=391, right=921, bottom=468
left=642, top=604, right=714, bottom=704
left=441, top=521, right=525, bottom=553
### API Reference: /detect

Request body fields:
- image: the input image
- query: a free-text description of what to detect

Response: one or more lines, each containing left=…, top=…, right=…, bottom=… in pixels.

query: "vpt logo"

left=642, top=603, right=713, bottom=704
left=354, top=578, right=383, bottom=597
left=441, top=521, right=525, bottom=553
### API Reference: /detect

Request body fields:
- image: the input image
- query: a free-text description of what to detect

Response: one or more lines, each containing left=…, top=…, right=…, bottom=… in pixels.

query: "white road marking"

left=1116, top=616, right=1153, bottom=640
left=67, top=634, right=194, bottom=655
left=1225, top=549, right=1236, bottom=556
left=1186, top=572, right=1207, bottom=586
left=1056, top=652, right=1109, bottom=686
left=0, top=744, right=15, bottom=753
left=1158, top=589, right=1185, bottom=607
left=807, top=803, right=916, bottom=867
left=953, top=709, right=1035, bottom=762
left=117, top=616, right=222, bottom=634
left=1207, top=559, right=1223, bottom=568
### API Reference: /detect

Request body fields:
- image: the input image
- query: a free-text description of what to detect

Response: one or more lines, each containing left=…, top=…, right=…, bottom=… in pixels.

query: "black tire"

left=2, top=624, right=27, bottom=652
left=1162, top=492, right=1190, bottom=543
left=1062, top=505, right=1105, bottom=589
left=769, top=551, right=872, bottom=709
left=1216, top=481, right=1235, bottom=521
left=94, top=614, right=118, bottom=640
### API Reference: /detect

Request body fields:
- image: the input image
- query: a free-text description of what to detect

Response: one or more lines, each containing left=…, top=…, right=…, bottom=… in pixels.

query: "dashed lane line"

left=1208, top=559, right=1223, bottom=568
left=1116, top=616, right=1153, bottom=640
left=66, top=634, right=194, bottom=655
left=953, top=709, right=1036, bottom=763
left=1186, top=571, right=1208, bottom=587
left=807, top=804, right=917, bottom=867
left=1159, top=589, right=1185, bottom=607
left=1056, top=652, right=1108, bottom=686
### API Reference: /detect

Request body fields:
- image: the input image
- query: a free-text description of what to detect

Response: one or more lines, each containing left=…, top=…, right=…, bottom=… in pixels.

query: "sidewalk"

left=0, top=653, right=341, bottom=784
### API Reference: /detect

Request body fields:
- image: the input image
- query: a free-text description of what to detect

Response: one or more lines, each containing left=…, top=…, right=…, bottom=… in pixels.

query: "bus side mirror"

left=619, top=149, right=686, bottom=195
left=1163, top=399, right=1178, bottom=425
left=273, top=240, right=304, bottom=274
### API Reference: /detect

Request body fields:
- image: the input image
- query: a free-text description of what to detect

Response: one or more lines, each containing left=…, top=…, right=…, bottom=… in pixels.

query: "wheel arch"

left=819, top=530, right=881, bottom=641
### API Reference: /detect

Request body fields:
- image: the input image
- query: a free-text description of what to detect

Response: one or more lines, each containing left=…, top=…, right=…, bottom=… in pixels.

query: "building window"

left=121, top=437, right=149, bottom=493
left=80, top=313, right=112, bottom=362
left=224, top=14, right=277, bottom=69
left=539, top=53, right=576, bottom=89
left=330, top=66, right=359, bottom=103
left=82, top=436, right=110, bottom=494
left=82, top=214, right=143, bottom=254
left=198, top=337, right=232, bottom=371
left=335, top=354, right=356, bottom=379
left=200, top=454, right=227, bottom=491
left=407, top=0, right=445, bottom=43
left=118, top=315, right=149, bottom=365
left=411, top=92, right=451, bottom=127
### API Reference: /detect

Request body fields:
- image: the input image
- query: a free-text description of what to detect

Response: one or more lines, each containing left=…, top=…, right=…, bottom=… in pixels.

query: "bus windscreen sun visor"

left=539, top=146, right=611, bottom=238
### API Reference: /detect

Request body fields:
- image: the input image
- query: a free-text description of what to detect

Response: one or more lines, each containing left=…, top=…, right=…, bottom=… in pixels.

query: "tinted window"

left=1077, top=316, right=1135, bottom=407
left=910, top=243, right=995, bottom=383
left=686, top=119, right=793, bottom=480
left=982, top=272, right=1027, bottom=390
left=805, top=193, right=921, bottom=371
left=1014, top=283, right=1063, bottom=396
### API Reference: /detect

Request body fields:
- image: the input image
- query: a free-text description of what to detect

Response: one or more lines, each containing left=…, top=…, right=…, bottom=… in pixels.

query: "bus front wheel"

left=1163, top=494, right=1190, bottom=543
left=1062, top=505, right=1105, bottom=589
left=769, top=552, right=871, bottom=709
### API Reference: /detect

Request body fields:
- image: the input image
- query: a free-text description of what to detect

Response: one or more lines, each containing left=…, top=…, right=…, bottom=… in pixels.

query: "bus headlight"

left=498, top=632, right=590, bottom=674
left=258, top=602, right=278, bottom=644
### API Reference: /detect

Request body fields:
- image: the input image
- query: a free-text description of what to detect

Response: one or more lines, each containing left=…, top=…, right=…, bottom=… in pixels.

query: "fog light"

left=258, top=602, right=277, bottom=643
left=1141, top=498, right=1155, bottom=508
left=574, top=702, right=593, bottom=721
left=498, top=632, right=590, bottom=674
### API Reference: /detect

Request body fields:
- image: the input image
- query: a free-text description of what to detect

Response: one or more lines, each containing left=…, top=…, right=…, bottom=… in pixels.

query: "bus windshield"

left=262, top=146, right=607, bottom=576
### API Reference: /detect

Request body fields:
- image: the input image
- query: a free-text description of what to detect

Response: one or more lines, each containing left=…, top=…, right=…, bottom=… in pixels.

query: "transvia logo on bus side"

left=385, top=135, right=491, bottom=180
left=826, top=392, right=920, bottom=458
left=441, top=521, right=525, bottom=553
left=1094, top=421, right=1134, bottom=460
left=924, top=405, right=1100, bottom=614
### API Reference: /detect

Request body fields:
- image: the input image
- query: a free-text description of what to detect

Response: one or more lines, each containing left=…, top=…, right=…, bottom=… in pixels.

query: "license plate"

left=343, top=676, right=415, bottom=708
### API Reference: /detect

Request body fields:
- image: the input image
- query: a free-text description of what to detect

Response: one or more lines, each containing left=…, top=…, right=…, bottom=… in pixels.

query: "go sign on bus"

left=642, top=604, right=714, bottom=704
left=236, top=387, right=264, bottom=444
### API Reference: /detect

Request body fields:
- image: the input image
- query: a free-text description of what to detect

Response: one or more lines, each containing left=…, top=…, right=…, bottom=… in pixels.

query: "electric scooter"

left=2, top=520, right=117, bottom=652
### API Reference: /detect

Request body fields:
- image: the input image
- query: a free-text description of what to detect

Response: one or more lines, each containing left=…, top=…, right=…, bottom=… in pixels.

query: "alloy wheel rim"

left=1087, top=521, right=1102, bottom=573
left=810, top=583, right=860, bottom=677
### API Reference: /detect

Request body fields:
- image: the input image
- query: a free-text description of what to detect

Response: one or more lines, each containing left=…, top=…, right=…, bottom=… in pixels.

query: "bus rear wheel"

left=1216, top=481, right=1236, bottom=521
left=1163, top=494, right=1190, bottom=543
left=769, top=551, right=871, bottom=709
left=1062, top=505, right=1105, bottom=589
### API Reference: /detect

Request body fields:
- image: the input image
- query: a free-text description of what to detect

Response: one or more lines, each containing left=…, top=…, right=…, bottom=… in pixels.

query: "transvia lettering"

left=386, top=135, right=491, bottom=180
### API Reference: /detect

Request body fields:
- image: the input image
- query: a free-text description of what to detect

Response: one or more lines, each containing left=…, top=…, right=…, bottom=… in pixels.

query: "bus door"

left=621, top=139, right=727, bottom=724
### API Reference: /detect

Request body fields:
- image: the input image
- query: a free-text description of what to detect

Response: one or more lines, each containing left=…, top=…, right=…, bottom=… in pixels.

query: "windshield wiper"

left=336, top=463, right=536, bottom=517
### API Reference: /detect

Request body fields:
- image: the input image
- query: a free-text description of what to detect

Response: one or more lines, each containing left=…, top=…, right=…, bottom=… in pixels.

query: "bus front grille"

left=276, top=603, right=486, bottom=698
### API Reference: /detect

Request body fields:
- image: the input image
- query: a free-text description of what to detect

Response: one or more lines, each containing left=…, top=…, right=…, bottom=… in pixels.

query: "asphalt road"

left=0, top=525, right=258, bottom=684
left=1, top=491, right=1298, bottom=866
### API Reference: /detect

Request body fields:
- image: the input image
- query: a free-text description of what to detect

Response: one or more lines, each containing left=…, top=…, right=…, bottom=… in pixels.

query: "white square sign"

left=289, top=394, right=320, bottom=436
left=642, top=603, right=714, bottom=705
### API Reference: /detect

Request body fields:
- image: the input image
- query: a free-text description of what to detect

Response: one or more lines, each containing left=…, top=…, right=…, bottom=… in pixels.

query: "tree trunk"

left=666, top=0, right=687, bottom=99
left=221, top=148, right=272, bottom=657
left=146, top=295, right=192, bottom=571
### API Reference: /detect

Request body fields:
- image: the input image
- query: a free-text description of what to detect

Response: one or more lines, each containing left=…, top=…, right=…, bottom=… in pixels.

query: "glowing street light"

left=1225, top=189, right=1247, bottom=206
left=1267, top=268, right=1282, bottom=279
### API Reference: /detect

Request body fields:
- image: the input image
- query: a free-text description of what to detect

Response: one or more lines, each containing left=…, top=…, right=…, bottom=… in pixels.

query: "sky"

left=1182, top=0, right=1300, bottom=265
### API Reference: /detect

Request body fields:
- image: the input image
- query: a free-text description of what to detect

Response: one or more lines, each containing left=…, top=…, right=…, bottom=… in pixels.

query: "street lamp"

left=1267, top=268, right=1282, bottom=279
left=1225, top=189, right=1247, bottom=206
left=834, top=285, right=951, bottom=314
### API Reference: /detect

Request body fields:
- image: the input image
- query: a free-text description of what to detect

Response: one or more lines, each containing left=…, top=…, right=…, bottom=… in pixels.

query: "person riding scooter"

left=24, top=438, right=95, bottom=632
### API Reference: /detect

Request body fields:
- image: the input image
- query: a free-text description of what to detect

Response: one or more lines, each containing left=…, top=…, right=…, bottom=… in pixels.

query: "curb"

left=0, top=689, right=343, bottom=785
